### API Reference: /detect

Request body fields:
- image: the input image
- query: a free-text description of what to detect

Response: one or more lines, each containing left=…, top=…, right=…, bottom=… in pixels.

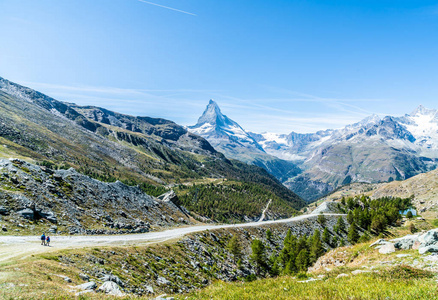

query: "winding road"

left=0, top=213, right=345, bottom=262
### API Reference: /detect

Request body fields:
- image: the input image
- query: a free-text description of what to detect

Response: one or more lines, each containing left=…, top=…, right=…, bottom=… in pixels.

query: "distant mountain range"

left=190, top=100, right=438, bottom=201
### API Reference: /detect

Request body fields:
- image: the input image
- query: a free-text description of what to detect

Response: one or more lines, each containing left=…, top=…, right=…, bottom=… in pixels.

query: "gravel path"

left=0, top=213, right=345, bottom=262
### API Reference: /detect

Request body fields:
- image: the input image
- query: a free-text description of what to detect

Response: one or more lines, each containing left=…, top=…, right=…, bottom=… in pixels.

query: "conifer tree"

left=250, top=239, right=267, bottom=274
left=295, top=249, right=309, bottom=272
left=322, top=227, right=331, bottom=245
left=348, top=222, right=360, bottom=244
left=336, top=216, right=346, bottom=232
left=227, top=235, right=242, bottom=263
left=309, top=229, right=324, bottom=264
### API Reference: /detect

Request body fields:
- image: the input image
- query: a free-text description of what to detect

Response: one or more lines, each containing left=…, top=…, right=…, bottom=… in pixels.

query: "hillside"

left=316, top=168, right=438, bottom=218
left=0, top=77, right=304, bottom=221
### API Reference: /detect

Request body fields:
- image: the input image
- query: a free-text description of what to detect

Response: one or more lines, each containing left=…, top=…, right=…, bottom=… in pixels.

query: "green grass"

left=183, top=266, right=438, bottom=300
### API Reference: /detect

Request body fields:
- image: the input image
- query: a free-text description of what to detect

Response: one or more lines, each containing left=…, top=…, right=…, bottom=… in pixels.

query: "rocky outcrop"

left=368, top=228, right=438, bottom=255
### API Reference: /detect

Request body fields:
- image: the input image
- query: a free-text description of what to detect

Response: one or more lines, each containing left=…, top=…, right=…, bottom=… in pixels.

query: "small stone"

left=336, top=273, right=349, bottom=278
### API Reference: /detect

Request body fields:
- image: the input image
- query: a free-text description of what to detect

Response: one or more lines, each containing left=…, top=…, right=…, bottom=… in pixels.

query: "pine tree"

left=336, top=216, right=346, bottom=232
left=266, top=229, right=273, bottom=241
left=309, top=229, right=324, bottom=264
left=227, top=235, right=242, bottom=263
left=332, top=235, right=339, bottom=247
left=295, top=249, right=309, bottom=272
left=317, top=213, right=326, bottom=226
left=348, top=222, right=360, bottom=244
left=347, top=211, right=354, bottom=225
left=322, top=227, right=331, bottom=245
left=250, top=239, right=267, bottom=274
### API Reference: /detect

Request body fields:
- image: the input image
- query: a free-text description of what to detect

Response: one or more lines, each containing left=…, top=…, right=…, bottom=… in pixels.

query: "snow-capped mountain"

left=252, top=105, right=438, bottom=201
left=188, top=100, right=301, bottom=181
left=189, top=100, right=265, bottom=153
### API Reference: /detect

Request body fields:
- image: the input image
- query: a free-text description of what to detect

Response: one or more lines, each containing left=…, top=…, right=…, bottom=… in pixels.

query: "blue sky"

left=1, top=0, right=438, bottom=133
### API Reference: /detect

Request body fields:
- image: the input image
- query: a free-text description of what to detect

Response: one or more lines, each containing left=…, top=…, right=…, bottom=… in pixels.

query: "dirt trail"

left=258, top=199, right=272, bottom=222
left=0, top=213, right=345, bottom=262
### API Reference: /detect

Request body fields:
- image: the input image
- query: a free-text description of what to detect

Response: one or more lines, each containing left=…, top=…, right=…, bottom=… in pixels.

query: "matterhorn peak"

left=194, top=99, right=230, bottom=128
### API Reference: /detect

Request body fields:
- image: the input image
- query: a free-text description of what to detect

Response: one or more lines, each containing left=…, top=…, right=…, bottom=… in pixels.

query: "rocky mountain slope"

left=253, top=107, right=438, bottom=201
left=0, top=76, right=304, bottom=221
left=0, top=158, right=191, bottom=235
left=188, top=100, right=300, bottom=182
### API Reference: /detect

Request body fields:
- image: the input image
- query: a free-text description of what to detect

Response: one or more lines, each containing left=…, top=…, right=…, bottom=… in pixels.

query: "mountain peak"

left=410, top=105, right=437, bottom=117
left=195, top=99, right=229, bottom=127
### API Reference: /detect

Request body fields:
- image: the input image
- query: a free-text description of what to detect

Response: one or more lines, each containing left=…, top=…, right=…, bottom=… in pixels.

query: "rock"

left=370, top=239, right=387, bottom=247
left=145, top=285, right=154, bottom=294
left=75, top=290, right=94, bottom=296
left=49, top=225, right=58, bottom=233
left=97, top=281, right=124, bottom=296
left=412, top=241, right=421, bottom=250
left=0, top=206, right=8, bottom=215
left=158, top=190, right=177, bottom=203
left=64, top=277, right=72, bottom=283
left=351, top=270, right=371, bottom=275
left=76, top=281, right=97, bottom=290
left=17, top=208, right=34, bottom=219
left=396, top=254, right=411, bottom=258
left=100, top=274, right=123, bottom=287
left=336, top=273, right=349, bottom=278
left=394, top=236, right=417, bottom=250
left=378, top=243, right=395, bottom=254
left=2, top=225, right=7, bottom=232
left=418, top=230, right=438, bottom=247
left=419, top=245, right=438, bottom=255
left=79, top=273, right=90, bottom=281
left=155, top=294, right=168, bottom=300
left=156, top=276, right=170, bottom=286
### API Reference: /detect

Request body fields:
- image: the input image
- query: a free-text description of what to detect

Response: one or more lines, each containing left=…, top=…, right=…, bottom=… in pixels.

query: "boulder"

left=156, top=276, right=171, bottom=286
left=97, top=281, right=124, bottom=296
left=394, top=238, right=416, bottom=250
left=378, top=243, right=395, bottom=254
left=370, top=239, right=387, bottom=247
left=158, top=190, right=178, bottom=203
left=418, top=230, right=438, bottom=247
left=17, top=208, right=34, bottom=219
left=100, top=274, right=123, bottom=287
left=76, top=281, right=97, bottom=290
left=419, top=245, right=438, bottom=255
left=79, top=273, right=90, bottom=281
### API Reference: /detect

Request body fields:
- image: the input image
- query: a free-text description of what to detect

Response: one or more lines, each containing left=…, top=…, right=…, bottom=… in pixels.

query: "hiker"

left=41, top=233, right=46, bottom=246
left=46, top=235, right=50, bottom=247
